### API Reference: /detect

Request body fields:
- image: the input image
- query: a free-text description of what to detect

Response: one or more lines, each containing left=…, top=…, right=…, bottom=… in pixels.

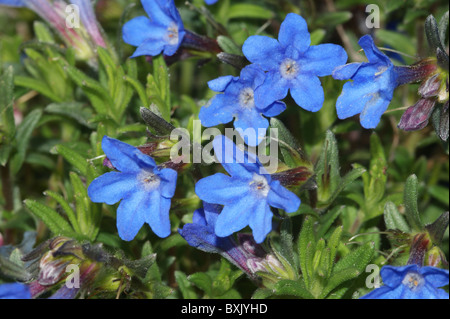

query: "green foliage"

left=0, top=0, right=448, bottom=301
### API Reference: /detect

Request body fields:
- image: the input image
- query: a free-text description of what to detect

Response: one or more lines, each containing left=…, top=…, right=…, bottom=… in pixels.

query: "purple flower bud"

left=398, top=98, right=436, bottom=131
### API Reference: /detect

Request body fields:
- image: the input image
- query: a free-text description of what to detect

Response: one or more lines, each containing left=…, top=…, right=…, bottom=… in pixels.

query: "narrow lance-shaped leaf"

left=403, top=174, right=423, bottom=232
left=384, top=201, right=411, bottom=233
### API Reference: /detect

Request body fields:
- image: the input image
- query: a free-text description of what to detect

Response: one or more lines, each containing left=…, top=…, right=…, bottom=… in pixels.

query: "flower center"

left=166, top=23, right=179, bottom=45
left=239, top=87, right=255, bottom=109
left=280, top=58, right=299, bottom=80
left=249, top=173, right=270, bottom=197
left=402, top=272, right=424, bottom=291
left=137, top=170, right=161, bottom=191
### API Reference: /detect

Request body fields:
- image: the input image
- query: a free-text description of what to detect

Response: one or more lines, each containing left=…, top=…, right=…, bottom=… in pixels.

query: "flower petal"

left=141, top=0, right=175, bottom=27
left=380, top=265, right=417, bottom=287
left=254, top=71, right=289, bottom=109
left=195, top=173, right=249, bottom=205
left=359, top=90, right=392, bottom=129
left=248, top=200, right=273, bottom=243
left=278, top=13, right=311, bottom=54
left=258, top=101, right=287, bottom=118
left=199, top=94, right=236, bottom=127
left=360, top=286, right=396, bottom=299
left=214, top=195, right=255, bottom=237
left=290, top=75, right=325, bottom=112
left=101, top=136, right=156, bottom=173
left=267, top=180, right=301, bottom=213
left=358, top=35, right=391, bottom=66
left=242, top=35, right=284, bottom=70
left=234, top=109, right=269, bottom=147
left=335, top=72, right=380, bottom=120
left=421, top=267, right=450, bottom=288
left=213, top=135, right=262, bottom=178
left=130, top=36, right=168, bottom=58
left=301, top=44, right=348, bottom=77
left=0, top=0, right=25, bottom=7
left=88, top=171, right=137, bottom=205
left=332, top=62, right=364, bottom=80
left=122, top=16, right=158, bottom=46
left=145, top=191, right=172, bottom=238
left=116, top=190, right=148, bottom=241
left=207, top=75, right=235, bottom=92
left=157, top=167, right=178, bottom=198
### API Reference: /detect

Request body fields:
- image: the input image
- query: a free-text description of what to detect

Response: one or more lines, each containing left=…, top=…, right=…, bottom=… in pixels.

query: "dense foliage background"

left=0, top=0, right=448, bottom=299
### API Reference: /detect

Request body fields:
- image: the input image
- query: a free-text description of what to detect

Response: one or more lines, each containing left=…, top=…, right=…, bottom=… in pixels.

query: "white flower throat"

left=166, top=23, right=179, bottom=45
left=137, top=170, right=161, bottom=191
left=402, top=272, right=424, bottom=291
left=280, top=58, right=300, bottom=80
left=239, top=87, right=256, bottom=109
left=249, top=173, right=270, bottom=197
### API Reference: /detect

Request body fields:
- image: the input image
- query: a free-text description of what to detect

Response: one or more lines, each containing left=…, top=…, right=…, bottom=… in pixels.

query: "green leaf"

left=14, top=75, right=64, bottom=102
left=316, top=11, right=353, bottom=27
left=45, top=102, right=94, bottom=128
left=0, top=255, right=32, bottom=282
left=334, top=241, right=375, bottom=274
left=279, top=217, right=297, bottom=270
left=425, top=14, right=445, bottom=52
left=10, top=109, right=43, bottom=174
left=376, top=29, right=416, bottom=57
left=326, top=226, right=343, bottom=278
left=315, top=130, right=341, bottom=204
left=384, top=201, right=411, bottom=233
left=298, top=216, right=316, bottom=288
left=228, top=4, right=274, bottom=20
left=217, top=35, right=242, bottom=55
left=0, top=66, right=16, bottom=141
left=428, top=184, right=449, bottom=206
left=33, top=21, right=55, bottom=43
left=188, top=272, right=213, bottom=296
left=320, top=267, right=360, bottom=298
left=52, top=144, right=88, bottom=176
left=270, top=117, right=311, bottom=170
left=44, top=190, right=81, bottom=235
left=175, top=271, right=198, bottom=299
left=403, top=174, right=423, bottom=231
left=59, top=62, right=112, bottom=116
left=272, top=279, right=314, bottom=299
left=24, top=199, right=74, bottom=236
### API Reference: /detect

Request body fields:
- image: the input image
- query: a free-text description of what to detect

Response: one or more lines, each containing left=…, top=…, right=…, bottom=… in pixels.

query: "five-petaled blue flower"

left=195, top=135, right=301, bottom=243
left=199, top=64, right=286, bottom=146
left=332, top=35, right=400, bottom=129
left=361, top=264, right=449, bottom=299
left=88, top=136, right=178, bottom=241
left=122, top=0, right=185, bottom=58
left=0, top=283, right=31, bottom=299
left=242, top=13, right=347, bottom=112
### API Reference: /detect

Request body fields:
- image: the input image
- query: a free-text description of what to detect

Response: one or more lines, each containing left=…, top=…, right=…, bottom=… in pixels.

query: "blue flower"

left=178, top=202, right=250, bottom=271
left=195, top=135, right=301, bottom=243
left=332, top=35, right=400, bottom=129
left=361, top=265, right=449, bottom=299
left=0, top=283, right=31, bottom=299
left=0, top=0, right=24, bottom=6
left=242, top=13, right=347, bottom=112
left=204, top=0, right=218, bottom=4
left=88, top=136, right=178, bottom=241
left=122, top=0, right=186, bottom=58
left=199, top=64, right=286, bottom=146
